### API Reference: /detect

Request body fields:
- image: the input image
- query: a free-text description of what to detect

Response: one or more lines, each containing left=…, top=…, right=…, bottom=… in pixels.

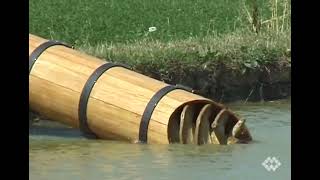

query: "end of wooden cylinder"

left=167, top=100, right=252, bottom=145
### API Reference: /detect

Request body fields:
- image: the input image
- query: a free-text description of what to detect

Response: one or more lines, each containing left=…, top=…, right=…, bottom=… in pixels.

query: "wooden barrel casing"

left=29, top=34, right=251, bottom=144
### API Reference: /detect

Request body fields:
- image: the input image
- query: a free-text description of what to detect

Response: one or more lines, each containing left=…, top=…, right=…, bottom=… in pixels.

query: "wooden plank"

left=179, top=104, right=202, bottom=144
left=194, top=104, right=214, bottom=145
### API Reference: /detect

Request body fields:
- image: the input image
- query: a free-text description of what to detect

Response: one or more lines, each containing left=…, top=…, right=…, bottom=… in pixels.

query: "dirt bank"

left=132, top=57, right=290, bottom=103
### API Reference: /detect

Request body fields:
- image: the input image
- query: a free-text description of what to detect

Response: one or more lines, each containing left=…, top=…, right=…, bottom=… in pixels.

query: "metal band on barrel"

left=78, top=62, right=130, bottom=138
left=138, top=84, right=194, bottom=143
left=29, top=40, right=72, bottom=74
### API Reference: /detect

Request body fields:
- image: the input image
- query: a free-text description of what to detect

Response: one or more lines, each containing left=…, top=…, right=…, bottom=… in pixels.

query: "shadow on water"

left=29, top=120, right=83, bottom=139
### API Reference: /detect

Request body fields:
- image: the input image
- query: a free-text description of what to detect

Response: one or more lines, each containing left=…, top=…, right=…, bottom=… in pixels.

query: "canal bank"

left=128, top=57, right=291, bottom=103
left=78, top=31, right=291, bottom=103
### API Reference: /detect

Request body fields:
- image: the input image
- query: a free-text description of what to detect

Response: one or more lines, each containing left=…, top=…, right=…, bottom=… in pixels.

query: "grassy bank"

left=78, top=29, right=290, bottom=77
left=78, top=30, right=290, bottom=102
left=30, top=0, right=291, bottom=102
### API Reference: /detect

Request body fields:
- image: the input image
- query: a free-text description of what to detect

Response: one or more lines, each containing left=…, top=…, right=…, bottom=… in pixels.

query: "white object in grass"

left=148, top=27, right=157, bottom=32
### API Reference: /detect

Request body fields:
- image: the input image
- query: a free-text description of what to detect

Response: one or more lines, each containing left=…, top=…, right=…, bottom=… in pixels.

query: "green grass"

left=78, top=29, right=290, bottom=78
left=30, top=0, right=291, bottom=83
left=29, top=0, right=277, bottom=45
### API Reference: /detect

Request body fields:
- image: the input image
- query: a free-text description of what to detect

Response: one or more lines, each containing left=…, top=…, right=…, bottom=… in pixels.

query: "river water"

left=29, top=99, right=291, bottom=180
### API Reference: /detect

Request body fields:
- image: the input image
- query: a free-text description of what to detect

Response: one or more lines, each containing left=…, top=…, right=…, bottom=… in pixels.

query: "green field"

left=30, top=0, right=291, bottom=91
left=31, top=0, right=248, bottom=44
left=29, top=0, right=287, bottom=44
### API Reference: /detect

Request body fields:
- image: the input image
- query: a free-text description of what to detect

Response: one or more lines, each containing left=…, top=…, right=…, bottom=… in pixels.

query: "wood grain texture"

left=29, top=34, right=250, bottom=145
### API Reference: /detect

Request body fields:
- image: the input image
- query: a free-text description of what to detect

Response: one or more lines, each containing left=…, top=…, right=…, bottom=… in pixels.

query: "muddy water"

left=29, top=99, right=291, bottom=180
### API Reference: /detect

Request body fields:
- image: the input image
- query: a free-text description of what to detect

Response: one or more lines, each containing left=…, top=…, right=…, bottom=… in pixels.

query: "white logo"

left=262, top=157, right=281, bottom=171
